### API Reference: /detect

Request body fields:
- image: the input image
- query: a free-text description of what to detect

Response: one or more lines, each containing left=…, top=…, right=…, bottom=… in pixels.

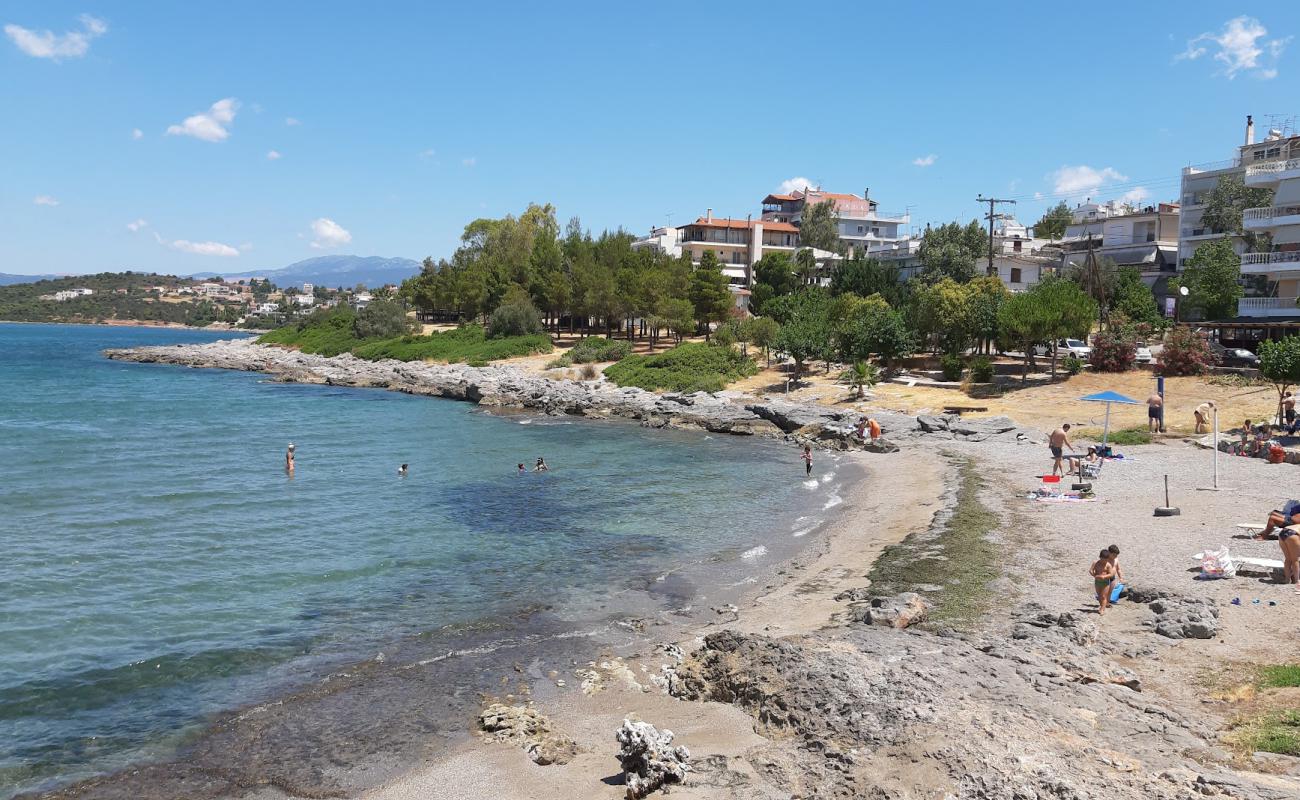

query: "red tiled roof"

left=762, top=193, right=798, bottom=203
left=686, top=217, right=799, bottom=233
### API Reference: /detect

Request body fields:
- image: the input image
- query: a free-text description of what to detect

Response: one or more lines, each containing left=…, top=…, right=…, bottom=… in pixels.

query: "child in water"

left=535, top=457, right=548, bottom=472
left=801, top=445, right=812, bottom=476
left=517, top=463, right=526, bottom=475
left=398, top=464, right=408, bottom=477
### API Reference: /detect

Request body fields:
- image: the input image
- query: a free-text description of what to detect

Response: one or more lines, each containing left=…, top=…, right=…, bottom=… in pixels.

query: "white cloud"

left=912, top=154, right=937, bottom=167
left=462, top=156, right=477, bottom=167
left=166, top=98, right=239, bottom=142
left=155, top=232, right=240, bottom=257
left=309, top=217, right=351, bottom=249
left=1033, top=192, right=1044, bottom=201
left=266, top=149, right=282, bottom=160
left=418, top=148, right=436, bottom=160
left=284, top=116, right=301, bottom=126
left=1178, top=16, right=1291, bottom=79
left=33, top=195, right=59, bottom=206
left=776, top=176, right=816, bottom=194
left=5, top=14, right=107, bottom=60
left=126, top=218, right=148, bottom=232
left=1118, top=187, right=1150, bottom=206
left=131, top=128, right=143, bottom=140
left=1050, top=165, right=1127, bottom=196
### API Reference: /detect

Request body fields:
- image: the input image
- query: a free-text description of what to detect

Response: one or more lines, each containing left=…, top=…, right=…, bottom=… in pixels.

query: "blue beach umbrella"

left=1080, top=390, right=1142, bottom=446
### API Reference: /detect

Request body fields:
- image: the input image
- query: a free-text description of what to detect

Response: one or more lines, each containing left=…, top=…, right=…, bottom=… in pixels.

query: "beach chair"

left=1080, top=459, right=1103, bottom=480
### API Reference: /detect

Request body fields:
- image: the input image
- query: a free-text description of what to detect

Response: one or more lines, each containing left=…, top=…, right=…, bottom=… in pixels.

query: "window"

left=1010, top=267, right=1022, bottom=283
left=1013, top=240, right=1022, bottom=252
left=857, top=225, right=864, bottom=233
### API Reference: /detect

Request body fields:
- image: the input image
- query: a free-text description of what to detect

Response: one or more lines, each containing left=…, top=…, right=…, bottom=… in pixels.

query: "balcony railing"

left=1245, top=157, right=1300, bottom=178
left=1243, top=204, right=1300, bottom=224
left=1243, top=251, right=1300, bottom=266
left=1238, top=296, right=1300, bottom=316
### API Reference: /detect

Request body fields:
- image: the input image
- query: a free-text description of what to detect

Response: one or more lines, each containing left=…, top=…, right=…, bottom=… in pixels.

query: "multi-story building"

left=676, top=210, right=804, bottom=306
left=1178, top=116, right=1300, bottom=349
left=759, top=187, right=909, bottom=253
left=630, top=225, right=682, bottom=258
left=1059, top=201, right=1180, bottom=303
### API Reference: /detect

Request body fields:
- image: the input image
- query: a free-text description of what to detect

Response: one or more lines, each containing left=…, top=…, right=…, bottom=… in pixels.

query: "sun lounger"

left=1235, top=523, right=1266, bottom=535
left=1192, top=552, right=1284, bottom=578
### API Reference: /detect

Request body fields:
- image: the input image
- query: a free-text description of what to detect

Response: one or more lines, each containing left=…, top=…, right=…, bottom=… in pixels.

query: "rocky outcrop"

left=614, top=719, right=689, bottom=799
left=478, top=703, right=577, bottom=766
left=1128, top=587, right=1220, bottom=640
left=855, top=592, right=931, bottom=629
left=103, top=339, right=1038, bottom=451
left=667, top=606, right=1294, bottom=799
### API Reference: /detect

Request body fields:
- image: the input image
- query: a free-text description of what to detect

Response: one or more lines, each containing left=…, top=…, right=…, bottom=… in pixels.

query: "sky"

left=2, top=2, right=1298, bottom=276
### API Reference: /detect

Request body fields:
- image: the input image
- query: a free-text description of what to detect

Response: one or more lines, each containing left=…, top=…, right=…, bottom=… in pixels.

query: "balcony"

left=1243, top=204, right=1300, bottom=230
left=1238, top=296, right=1300, bottom=317
left=1241, top=251, right=1300, bottom=273
left=1245, top=158, right=1300, bottom=186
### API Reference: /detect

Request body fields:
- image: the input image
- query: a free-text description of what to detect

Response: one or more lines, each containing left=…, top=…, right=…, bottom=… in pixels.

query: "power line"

left=976, top=196, right=1016, bottom=276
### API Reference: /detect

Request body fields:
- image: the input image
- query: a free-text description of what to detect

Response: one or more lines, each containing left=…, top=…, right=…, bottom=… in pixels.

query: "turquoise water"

left=0, top=324, right=836, bottom=796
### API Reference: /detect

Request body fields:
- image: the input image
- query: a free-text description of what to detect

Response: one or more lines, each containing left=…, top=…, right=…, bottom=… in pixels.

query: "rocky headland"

left=103, top=338, right=1039, bottom=450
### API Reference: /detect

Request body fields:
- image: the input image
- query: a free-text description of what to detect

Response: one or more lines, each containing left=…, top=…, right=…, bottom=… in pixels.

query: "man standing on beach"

left=1146, top=392, right=1162, bottom=433
left=1049, top=424, right=1073, bottom=477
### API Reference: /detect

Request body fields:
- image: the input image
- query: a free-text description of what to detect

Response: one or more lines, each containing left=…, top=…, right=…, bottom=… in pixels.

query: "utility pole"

left=975, top=196, right=1017, bottom=277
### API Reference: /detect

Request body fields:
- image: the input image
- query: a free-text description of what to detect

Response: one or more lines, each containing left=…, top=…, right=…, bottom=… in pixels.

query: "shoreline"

left=19, top=443, right=869, bottom=800
left=0, top=319, right=268, bottom=332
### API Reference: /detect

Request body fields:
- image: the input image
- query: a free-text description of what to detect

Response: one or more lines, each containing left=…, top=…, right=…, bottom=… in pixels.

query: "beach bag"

left=1269, top=443, right=1286, bottom=464
left=1200, top=547, right=1236, bottom=579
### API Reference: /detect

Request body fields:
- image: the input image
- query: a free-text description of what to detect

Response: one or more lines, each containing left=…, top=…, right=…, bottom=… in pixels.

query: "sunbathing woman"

left=1280, top=525, right=1300, bottom=593
left=1259, top=500, right=1300, bottom=539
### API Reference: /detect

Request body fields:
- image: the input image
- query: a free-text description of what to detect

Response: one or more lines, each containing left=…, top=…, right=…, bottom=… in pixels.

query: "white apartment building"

left=630, top=225, right=682, bottom=258
left=1060, top=201, right=1180, bottom=302
left=760, top=187, right=909, bottom=253
left=302, top=283, right=314, bottom=295
left=677, top=210, right=804, bottom=308
left=1179, top=116, right=1300, bottom=322
left=47, top=288, right=94, bottom=301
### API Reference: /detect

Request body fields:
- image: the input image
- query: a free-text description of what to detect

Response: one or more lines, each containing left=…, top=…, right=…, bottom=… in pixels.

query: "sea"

left=0, top=323, right=845, bottom=798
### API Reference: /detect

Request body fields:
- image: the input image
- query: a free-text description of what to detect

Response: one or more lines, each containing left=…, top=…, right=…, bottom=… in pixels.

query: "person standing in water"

left=517, top=463, right=526, bottom=476
left=398, top=464, right=408, bottom=477
left=801, top=445, right=813, bottom=476
left=285, top=443, right=296, bottom=474
left=534, top=457, right=548, bottom=472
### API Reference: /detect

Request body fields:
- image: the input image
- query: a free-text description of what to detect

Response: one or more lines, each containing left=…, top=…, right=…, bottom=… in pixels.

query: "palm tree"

left=839, top=360, right=879, bottom=399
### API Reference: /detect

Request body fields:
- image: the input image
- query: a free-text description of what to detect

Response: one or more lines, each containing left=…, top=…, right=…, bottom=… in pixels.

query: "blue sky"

left=2, top=2, right=1297, bottom=275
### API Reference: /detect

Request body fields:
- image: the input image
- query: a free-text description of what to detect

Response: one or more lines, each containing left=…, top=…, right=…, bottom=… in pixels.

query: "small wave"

left=823, top=490, right=843, bottom=510
left=792, top=527, right=816, bottom=538
left=740, top=545, right=767, bottom=559
left=820, top=472, right=835, bottom=484
left=726, top=576, right=759, bottom=587
left=517, top=419, right=532, bottom=425
left=802, top=479, right=819, bottom=490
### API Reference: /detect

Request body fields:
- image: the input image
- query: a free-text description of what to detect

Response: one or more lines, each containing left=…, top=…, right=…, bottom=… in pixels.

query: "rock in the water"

left=615, top=719, right=690, bottom=799
left=858, top=592, right=932, bottom=629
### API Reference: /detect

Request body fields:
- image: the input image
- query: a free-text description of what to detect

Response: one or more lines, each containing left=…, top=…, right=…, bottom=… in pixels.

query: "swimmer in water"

left=518, top=463, right=526, bottom=475
left=398, top=463, right=408, bottom=477
left=285, top=443, right=296, bottom=474
left=535, top=457, right=548, bottom=472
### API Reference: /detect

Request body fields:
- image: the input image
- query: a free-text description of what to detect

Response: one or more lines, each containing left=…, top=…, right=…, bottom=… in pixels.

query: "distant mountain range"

left=194, top=255, right=422, bottom=290
left=0, top=272, right=62, bottom=286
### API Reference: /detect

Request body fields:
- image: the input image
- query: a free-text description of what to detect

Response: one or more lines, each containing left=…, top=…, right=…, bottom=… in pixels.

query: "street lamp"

left=1176, top=285, right=1188, bottom=323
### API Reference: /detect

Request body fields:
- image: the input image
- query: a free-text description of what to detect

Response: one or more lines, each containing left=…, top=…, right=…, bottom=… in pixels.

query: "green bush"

left=353, top=298, right=413, bottom=339
left=603, top=342, right=758, bottom=393
left=970, top=356, right=994, bottom=383
left=1157, top=327, right=1214, bottom=376
left=258, top=306, right=361, bottom=356
left=569, top=337, right=633, bottom=363
left=1062, top=355, right=1084, bottom=375
left=940, top=354, right=964, bottom=381
left=1090, top=329, right=1136, bottom=373
left=487, top=299, right=543, bottom=338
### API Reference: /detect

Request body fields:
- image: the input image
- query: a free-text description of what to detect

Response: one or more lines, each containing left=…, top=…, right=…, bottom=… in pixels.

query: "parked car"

left=1218, top=347, right=1260, bottom=368
left=1033, top=339, right=1092, bottom=361
left=1134, top=342, right=1153, bottom=364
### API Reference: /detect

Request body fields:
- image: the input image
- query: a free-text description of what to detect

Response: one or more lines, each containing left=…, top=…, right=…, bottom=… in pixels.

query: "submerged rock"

left=615, top=719, right=689, bottom=798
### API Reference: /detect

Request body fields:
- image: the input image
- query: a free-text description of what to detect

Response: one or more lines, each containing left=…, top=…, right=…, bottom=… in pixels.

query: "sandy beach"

left=362, top=435, right=1300, bottom=799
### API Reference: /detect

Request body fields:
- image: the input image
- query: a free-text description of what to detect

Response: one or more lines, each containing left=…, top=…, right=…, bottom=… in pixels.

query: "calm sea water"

left=0, top=324, right=837, bottom=796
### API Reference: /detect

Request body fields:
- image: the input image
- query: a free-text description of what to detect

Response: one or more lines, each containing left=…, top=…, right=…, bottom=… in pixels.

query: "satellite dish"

left=1179, top=286, right=1189, bottom=296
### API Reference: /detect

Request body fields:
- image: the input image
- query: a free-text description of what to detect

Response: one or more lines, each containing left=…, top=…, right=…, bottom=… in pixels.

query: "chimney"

left=1246, top=115, right=1255, bottom=146
left=706, top=208, right=713, bottom=223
